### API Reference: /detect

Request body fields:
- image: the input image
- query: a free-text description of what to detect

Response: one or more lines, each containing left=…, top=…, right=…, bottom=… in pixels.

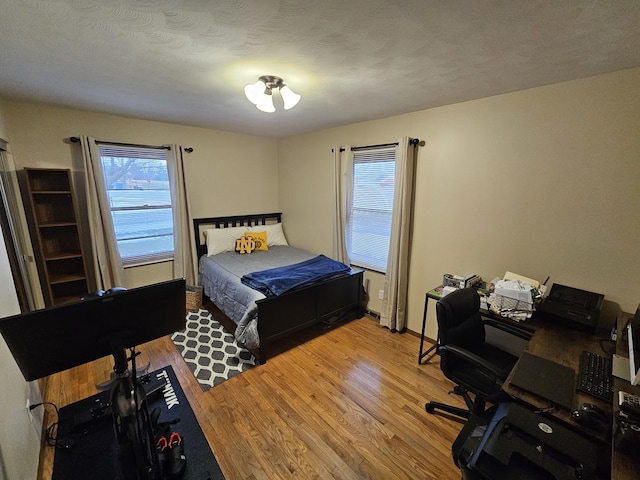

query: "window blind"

left=348, top=146, right=396, bottom=272
left=98, top=145, right=174, bottom=267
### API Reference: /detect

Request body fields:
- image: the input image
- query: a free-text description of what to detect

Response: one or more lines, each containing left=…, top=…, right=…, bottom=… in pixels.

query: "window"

left=98, top=145, right=174, bottom=267
left=347, top=146, right=396, bottom=272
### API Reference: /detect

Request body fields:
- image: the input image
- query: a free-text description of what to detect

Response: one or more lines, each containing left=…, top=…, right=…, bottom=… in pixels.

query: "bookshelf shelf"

left=24, top=168, right=89, bottom=306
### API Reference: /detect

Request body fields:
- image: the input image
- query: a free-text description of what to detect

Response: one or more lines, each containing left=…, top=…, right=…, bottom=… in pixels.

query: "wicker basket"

left=185, top=285, right=203, bottom=311
left=488, top=293, right=533, bottom=313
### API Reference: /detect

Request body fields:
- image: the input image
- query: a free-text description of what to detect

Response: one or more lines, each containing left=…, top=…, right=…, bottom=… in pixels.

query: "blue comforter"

left=241, top=254, right=350, bottom=297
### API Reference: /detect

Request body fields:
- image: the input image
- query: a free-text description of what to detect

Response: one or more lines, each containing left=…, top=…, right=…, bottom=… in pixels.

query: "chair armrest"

left=438, top=344, right=503, bottom=383
left=483, top=318, right=533, bottom=341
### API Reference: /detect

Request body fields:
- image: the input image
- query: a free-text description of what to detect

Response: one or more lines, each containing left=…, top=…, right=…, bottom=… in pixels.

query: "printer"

left=539, top=283, right=604, bottom=333
left=454, top=402, right=600, bottom=480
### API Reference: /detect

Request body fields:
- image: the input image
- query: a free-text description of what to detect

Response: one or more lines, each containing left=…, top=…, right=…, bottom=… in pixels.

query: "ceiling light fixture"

left=244, top=75, right=301, bottom=113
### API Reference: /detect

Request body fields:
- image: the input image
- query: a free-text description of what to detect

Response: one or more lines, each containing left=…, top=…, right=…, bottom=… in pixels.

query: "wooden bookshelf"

left=24, top=168, right=89, bottom=306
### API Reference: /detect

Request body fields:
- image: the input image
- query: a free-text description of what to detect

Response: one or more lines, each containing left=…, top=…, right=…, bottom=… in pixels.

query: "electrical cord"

left=29, top=401, right=61, bottom=447
left=599, top=338, right=616, bottom=356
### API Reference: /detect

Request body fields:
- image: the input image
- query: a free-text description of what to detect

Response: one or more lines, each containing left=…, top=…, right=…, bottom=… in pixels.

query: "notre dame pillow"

left=244, top=231, right=268, bottom=251
left=235, top=235, right=256, bottom=254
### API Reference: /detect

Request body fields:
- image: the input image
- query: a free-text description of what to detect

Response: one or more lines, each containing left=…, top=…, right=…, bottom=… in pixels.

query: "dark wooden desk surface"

left=503, top=313, right=640, bottom=479
left=611, top=314, right=640, bottom=480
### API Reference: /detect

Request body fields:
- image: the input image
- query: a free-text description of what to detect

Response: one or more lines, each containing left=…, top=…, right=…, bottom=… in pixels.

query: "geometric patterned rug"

left=170, top=308, right=256, bottom=391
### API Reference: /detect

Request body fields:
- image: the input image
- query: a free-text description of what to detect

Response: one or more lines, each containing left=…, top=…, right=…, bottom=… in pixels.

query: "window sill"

left=123, top=257, right=174, bottom=269
left=350, top=263, right=386, bottom=275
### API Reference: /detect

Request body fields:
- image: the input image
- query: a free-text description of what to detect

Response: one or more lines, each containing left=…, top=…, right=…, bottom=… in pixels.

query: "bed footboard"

left=256, top=269, right=364, bottom=363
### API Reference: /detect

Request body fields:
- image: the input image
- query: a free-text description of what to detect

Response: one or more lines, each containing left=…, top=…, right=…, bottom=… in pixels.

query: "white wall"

left=278, top=68, right=640, bottom=339
left=0, top=99, right=40, bottom=480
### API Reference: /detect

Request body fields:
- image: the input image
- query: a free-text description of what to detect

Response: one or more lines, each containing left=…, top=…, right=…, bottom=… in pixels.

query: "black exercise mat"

left=52, top=365, right=224, bottom=480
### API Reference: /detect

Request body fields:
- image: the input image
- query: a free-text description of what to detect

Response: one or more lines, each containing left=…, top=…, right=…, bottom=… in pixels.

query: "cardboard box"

left=443, top=274, right=465, bottom=288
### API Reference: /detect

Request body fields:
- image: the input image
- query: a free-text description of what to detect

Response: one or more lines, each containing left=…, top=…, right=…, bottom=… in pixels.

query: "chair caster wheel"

left=425, top=403, right=435, bottom=414
left=452, top=386, right=466, bottom=396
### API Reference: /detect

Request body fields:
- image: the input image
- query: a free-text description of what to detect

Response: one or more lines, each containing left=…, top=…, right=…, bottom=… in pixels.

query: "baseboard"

left=405, top=329, right=434, bottom=343
left=363, top=310, right=432, bottom=340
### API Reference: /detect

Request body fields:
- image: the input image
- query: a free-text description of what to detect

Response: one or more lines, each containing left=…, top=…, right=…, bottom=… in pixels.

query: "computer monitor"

left=626, top=303, right=640, bottom=386
left=0, top=278, right=186, bottom=381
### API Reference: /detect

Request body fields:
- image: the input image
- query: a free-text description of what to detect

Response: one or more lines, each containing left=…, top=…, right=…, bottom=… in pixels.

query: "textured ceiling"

left=1, top=1, right=639, bottom=137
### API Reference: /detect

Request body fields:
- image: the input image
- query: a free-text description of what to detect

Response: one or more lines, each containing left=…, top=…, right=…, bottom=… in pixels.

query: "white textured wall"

left=0, top=99, right=40, bottom=480
left=278, top=68, right=640, bottom=340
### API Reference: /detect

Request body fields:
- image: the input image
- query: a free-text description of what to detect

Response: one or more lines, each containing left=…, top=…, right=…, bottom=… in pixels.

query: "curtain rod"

left=334, top=138, right=420, bottom=153
left=69, top=137, right=194, bottom=153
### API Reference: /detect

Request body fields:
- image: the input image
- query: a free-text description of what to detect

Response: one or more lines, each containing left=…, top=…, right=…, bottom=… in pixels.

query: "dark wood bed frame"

left=193, top=212, right=365, bottom=363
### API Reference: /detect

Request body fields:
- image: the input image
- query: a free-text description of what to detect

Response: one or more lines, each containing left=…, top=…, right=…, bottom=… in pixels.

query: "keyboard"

left=577, top=350, right=613, bottom=402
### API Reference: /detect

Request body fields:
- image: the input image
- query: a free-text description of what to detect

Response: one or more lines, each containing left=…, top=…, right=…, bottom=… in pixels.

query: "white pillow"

left=205, top=226, right=247, bottom=256
left=247, top=223, right=289, bottom=246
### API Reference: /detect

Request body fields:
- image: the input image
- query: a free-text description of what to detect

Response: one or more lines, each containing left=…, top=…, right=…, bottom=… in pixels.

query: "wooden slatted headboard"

left=193, top=212, right=282, bottom=259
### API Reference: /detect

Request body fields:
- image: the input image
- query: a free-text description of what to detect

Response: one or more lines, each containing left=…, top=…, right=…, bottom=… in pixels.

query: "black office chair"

left=425, top=288, right=531, bottom=420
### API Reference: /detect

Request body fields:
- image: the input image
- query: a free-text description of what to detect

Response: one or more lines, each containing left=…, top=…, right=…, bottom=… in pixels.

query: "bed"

left=193, top=212, right=365, bottom=363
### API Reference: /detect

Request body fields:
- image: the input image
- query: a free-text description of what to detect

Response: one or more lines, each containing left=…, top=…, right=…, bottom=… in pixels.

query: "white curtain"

left=380, top=137, right=417, bottom=331
left=332, top=145, right=353, bottom=263
left=166, top=145, right=197, bottom=285
left=79, top=135, right=126, bottom=289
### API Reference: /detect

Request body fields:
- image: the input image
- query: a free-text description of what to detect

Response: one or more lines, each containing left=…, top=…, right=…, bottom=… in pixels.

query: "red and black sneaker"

left=167, top=432, right=186, bottom=478
left=155, top=436, right=168, bottom=473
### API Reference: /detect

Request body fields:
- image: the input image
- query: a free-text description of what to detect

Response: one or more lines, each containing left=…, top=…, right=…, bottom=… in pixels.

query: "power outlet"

left=378, top=289, right=384, bottom=300
left=26, top=382, right=44, bottom=436
left=26, top=402, right=43, bottom=438
left=26, top=399, right=37, bottom=434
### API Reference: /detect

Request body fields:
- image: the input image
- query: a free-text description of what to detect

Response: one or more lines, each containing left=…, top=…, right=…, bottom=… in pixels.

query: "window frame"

left=98, top=145, right=175, bottom=268
left=346, top=146, right=397, bottom=273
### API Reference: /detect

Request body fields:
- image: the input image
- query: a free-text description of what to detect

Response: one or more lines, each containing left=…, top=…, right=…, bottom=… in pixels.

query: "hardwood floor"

left=37, top=311, right=467, bottom=480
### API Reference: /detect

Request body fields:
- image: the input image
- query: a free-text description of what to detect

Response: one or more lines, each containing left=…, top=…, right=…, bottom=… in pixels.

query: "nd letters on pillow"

left=244, top=231, right=268, bottom=251
left=235, top=235, right=257, bottom=254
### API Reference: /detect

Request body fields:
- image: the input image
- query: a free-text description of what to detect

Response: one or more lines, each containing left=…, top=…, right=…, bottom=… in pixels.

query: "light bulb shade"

left=244, top=80, right=267, bottom=105
left=280, top=85, right=301, bottom=110
left=256, top=93, right=275, bottom=113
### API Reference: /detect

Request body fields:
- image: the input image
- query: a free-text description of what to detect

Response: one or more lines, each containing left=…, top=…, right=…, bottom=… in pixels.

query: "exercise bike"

left=102, top=336, right=161, bottom=480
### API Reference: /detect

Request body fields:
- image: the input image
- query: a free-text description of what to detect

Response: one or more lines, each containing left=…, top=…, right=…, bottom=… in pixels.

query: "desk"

left=611, top=313, right=640, bottom=479
left=503, top=313, right=640, bottom=479
left=417, top=287, right=444, bottom=364
left=418, top=285, right=538, bottom=364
